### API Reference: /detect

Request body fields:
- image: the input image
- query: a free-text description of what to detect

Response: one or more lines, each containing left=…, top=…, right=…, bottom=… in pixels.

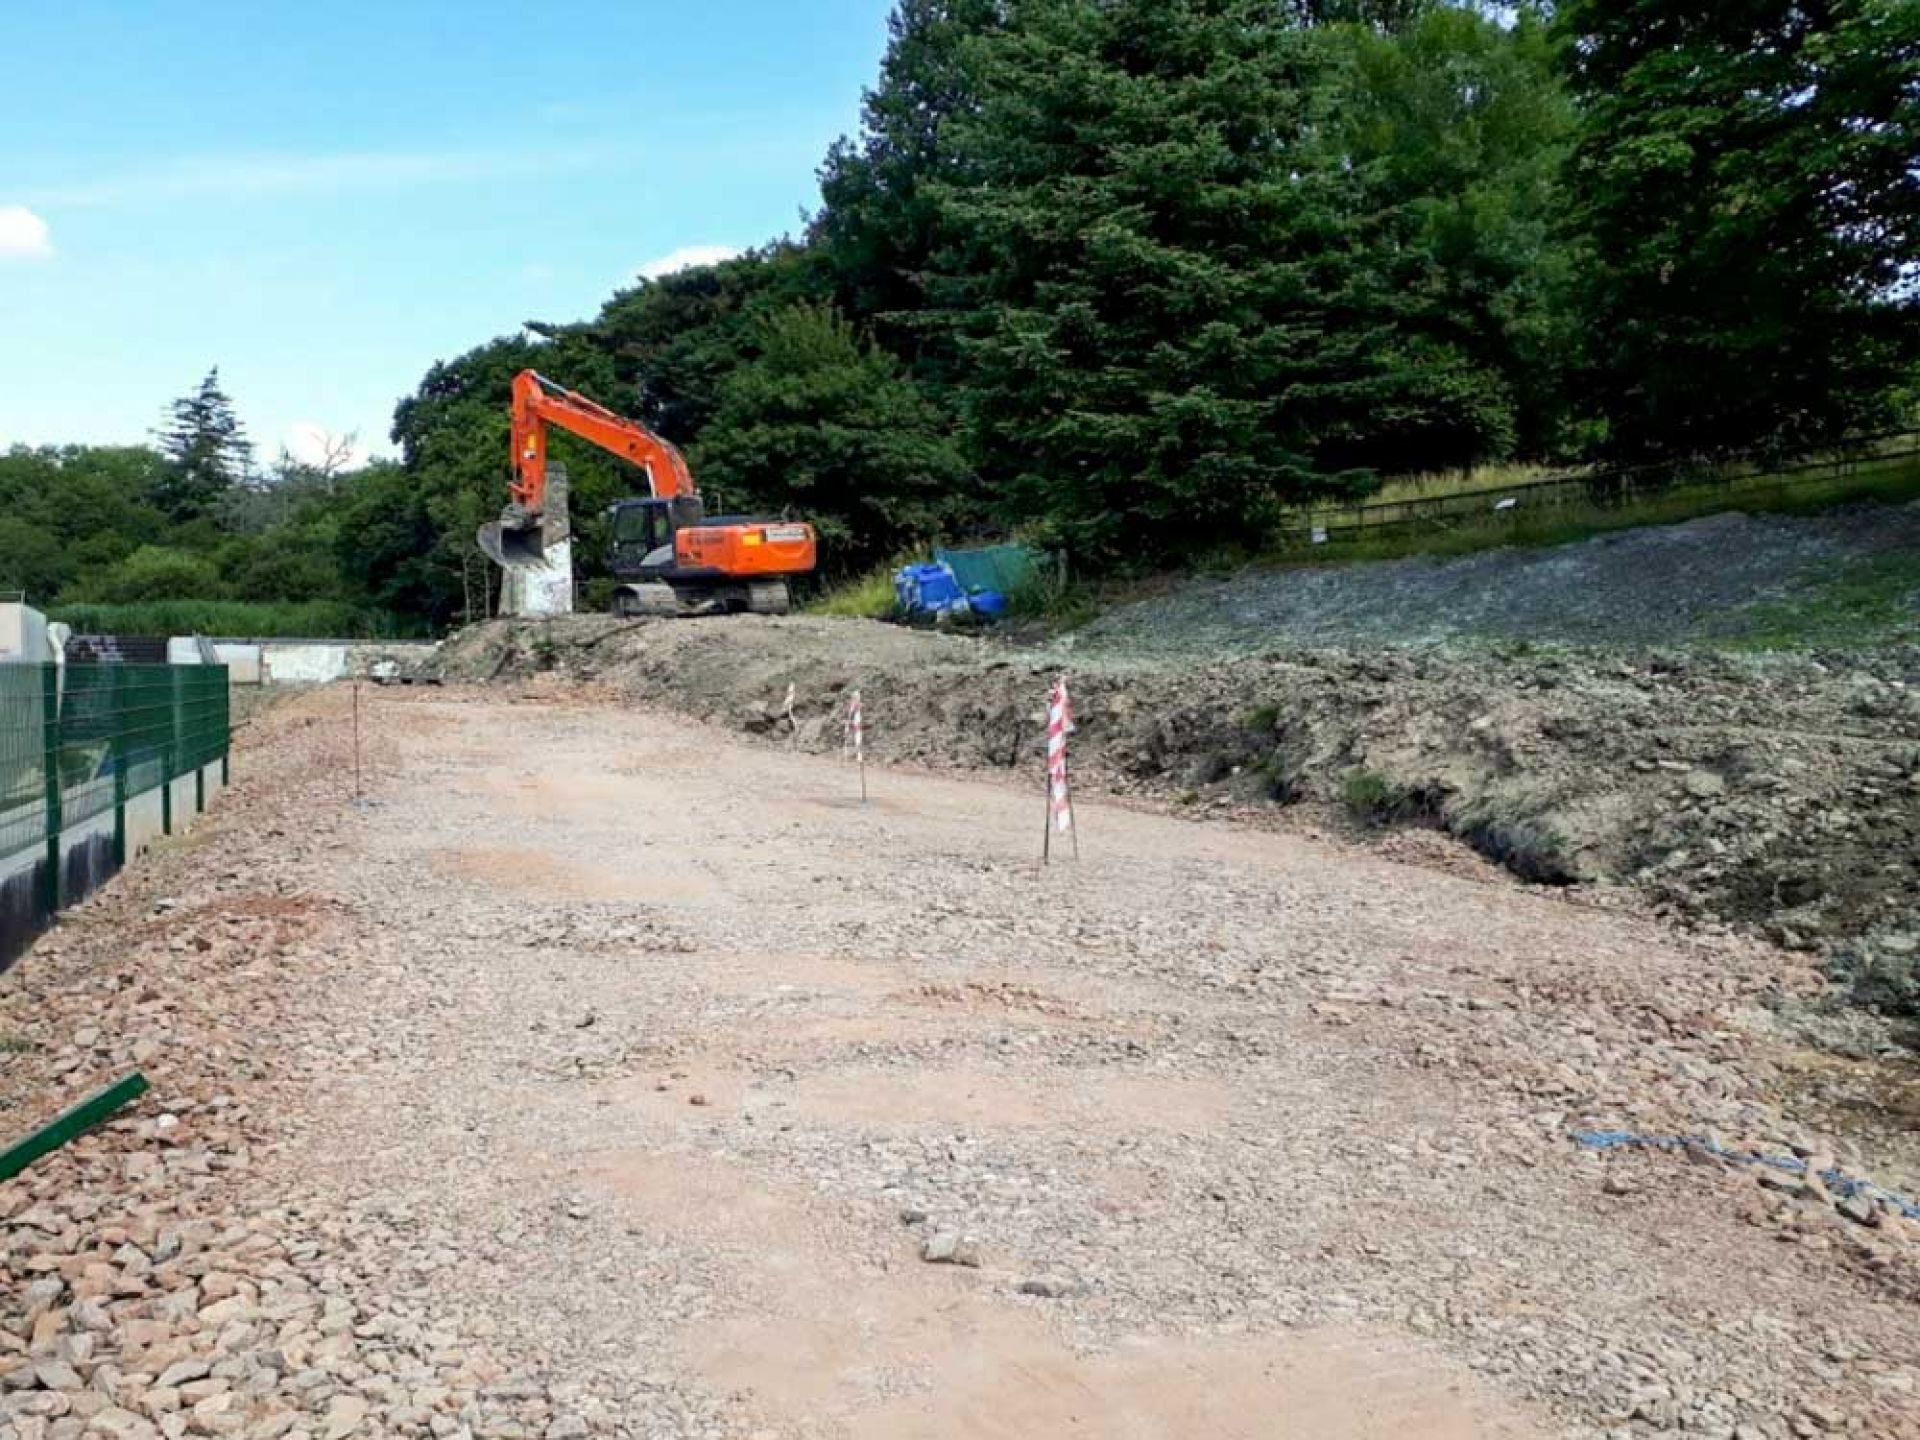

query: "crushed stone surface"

left=1075, top=502, right=1920, bottom=654
left=3, top=686, right=1918, bottom=1440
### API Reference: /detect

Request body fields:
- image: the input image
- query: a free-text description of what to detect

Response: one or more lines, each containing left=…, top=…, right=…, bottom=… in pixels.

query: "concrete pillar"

left=500, top=463, right=575, bottom=616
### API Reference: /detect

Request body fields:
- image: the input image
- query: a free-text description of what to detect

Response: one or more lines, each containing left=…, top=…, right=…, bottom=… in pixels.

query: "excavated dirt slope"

left=426, top=613, right=1919, bottom=1032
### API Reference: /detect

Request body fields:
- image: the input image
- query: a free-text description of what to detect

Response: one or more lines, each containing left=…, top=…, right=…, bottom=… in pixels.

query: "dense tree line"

left=11, top=0, right=1915, bottom=631
left=0, top=371, right=399, bottom=634
left=385, top=0, right=1915, bottom=606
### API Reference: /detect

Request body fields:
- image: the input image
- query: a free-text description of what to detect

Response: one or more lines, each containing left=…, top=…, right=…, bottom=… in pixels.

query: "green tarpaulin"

left=933, top=544, right=1040, bottom=596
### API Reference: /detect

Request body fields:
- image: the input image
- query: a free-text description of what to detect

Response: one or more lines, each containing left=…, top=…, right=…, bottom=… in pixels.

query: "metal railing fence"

left=1279, top=429, right=1920, bottom=547
left=0, top=663, right=230, bottom=887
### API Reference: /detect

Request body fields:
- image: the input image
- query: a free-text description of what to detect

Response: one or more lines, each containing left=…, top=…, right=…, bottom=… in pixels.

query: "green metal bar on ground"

left=0, top=1072, right=150, bottom=1182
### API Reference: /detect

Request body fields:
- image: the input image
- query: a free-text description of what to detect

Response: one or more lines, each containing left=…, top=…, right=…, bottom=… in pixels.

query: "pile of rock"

left=0, top=699, right=588, bottom=1439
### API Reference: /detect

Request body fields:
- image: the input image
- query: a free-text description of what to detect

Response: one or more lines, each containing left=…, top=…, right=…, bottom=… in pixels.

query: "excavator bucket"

left=479, top=466, right=574, bottom=617
left=476, top=518, right=547, bottom=570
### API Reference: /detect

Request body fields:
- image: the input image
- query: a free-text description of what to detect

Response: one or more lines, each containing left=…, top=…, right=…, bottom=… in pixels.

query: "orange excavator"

left=478, top=369, right=816, bottom=616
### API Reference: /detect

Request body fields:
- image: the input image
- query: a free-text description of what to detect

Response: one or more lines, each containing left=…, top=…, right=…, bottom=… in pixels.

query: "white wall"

left=168, top=638, right=264, bottom=683
left=0, top=602, right=50, bottom=663
left=260, top=643, right=350, bottom=683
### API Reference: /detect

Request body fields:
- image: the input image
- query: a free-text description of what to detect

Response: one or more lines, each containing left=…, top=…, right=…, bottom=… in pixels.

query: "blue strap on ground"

left=1571, top=1129, right=1920, bottom=1220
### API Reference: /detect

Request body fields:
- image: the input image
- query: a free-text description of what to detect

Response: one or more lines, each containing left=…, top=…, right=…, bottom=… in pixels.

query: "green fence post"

left=162, top=666, right=178, bottom=836
left=111, top=664, right=126, bottom=869
left=39, top=665, right=62, bottom=917
left=160, top=728, right=172, bottom=838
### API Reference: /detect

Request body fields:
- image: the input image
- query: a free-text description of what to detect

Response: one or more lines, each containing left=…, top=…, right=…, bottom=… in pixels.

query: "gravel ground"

left=1073, top=503, right=1920, bottom=654
left=431, top=618, right=1920, bottom=1013
left=3, top=686, right=1918, bottom=1439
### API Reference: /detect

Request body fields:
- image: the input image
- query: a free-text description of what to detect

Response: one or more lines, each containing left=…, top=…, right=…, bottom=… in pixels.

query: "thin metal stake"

left=352, top=682, right=362, bottom=801
left=1069, top=758, right=1081, bottom=860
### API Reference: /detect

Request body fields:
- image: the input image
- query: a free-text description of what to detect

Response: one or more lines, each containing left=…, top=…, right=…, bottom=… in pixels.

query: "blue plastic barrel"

left=894, top=562, right=967, bottom=615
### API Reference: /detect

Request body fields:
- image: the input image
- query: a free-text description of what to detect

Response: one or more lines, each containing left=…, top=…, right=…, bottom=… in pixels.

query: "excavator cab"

left=608, top=494, right=706, bottom=576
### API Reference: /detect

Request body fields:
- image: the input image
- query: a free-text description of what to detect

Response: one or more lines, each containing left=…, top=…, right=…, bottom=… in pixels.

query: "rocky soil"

left=426, top=616, right=1920, bottom=1029
left=5, top=686, right=1920, bottom=1439
left=0, top=697, right=587, bottom=1440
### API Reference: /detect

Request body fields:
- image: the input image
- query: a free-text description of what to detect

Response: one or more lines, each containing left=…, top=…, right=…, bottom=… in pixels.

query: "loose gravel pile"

left=0, top=699, right=588, bottom=1440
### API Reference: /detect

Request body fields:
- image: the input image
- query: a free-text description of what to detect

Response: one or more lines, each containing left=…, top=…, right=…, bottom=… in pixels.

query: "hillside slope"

left=1074, top=501, right=1920, bottom=655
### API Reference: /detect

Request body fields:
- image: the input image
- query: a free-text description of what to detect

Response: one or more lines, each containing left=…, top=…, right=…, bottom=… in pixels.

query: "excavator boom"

left=508, top=370, right=695, bottom=515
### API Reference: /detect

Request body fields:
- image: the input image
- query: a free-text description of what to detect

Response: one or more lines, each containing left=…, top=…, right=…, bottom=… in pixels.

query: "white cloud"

left=636, top=244, right=742, bottom=281
left=0, top=206, right=53, bottom=259
left=282, top=422, right=370, bottom=472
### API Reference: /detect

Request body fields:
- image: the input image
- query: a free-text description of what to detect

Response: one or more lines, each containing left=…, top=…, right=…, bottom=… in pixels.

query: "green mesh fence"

left=0, top=663, right=230, bottom=863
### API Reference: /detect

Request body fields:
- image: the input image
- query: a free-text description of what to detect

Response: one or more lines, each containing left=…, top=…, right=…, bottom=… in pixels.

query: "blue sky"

left=0, top=1, right=894, bottom=465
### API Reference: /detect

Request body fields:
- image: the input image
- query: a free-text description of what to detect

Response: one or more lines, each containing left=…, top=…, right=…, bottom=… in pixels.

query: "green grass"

left=1720, top=551, right=1920, bottom=650
left=806, top=560, right=907, bottom=620
left=1341, top=769, right=1438, bottom=824
left=1279, top=449, right=1920, bottom=568
left=1302, top=459, right=1566, bottom=523
left=49, top=599, right=407, bottom=639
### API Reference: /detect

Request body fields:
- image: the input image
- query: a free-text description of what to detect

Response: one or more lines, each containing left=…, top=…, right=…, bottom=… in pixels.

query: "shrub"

left=49, top=599, right=396, bottom=638
left=1244, top=705, right=1282, bottom=733
left=1461, top=815, right=1578, bottom=885
left=85, top=546, right=223, bottom=604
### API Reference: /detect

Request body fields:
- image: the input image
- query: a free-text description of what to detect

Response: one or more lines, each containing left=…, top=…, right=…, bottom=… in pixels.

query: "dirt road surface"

left=4, top=687, right=1918, bottom=1440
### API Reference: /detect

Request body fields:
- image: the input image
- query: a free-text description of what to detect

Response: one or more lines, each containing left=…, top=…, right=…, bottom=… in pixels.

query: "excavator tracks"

left=610, top=579, right=790, bottom=618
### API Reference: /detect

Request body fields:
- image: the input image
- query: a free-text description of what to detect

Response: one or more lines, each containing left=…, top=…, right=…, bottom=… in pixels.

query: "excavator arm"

left=508, top=369, right=694, bottom=515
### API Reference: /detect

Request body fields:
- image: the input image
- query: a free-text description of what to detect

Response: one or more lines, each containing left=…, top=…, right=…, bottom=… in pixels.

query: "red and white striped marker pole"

left=1043, top=675, right=1077, bottom=862
left=846, top=689, right=867, bottom=804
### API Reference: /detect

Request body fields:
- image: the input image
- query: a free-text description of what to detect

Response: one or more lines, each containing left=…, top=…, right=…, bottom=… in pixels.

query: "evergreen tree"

left=923, top=0, right=1449, bottom=559
left=152, top=368, right=253, bottom=521
left=693, top=303, right=974, bottom=567
left=1559, top=0, right=1920, bottom=457
left=814, top=0, right=1004, bottom=381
